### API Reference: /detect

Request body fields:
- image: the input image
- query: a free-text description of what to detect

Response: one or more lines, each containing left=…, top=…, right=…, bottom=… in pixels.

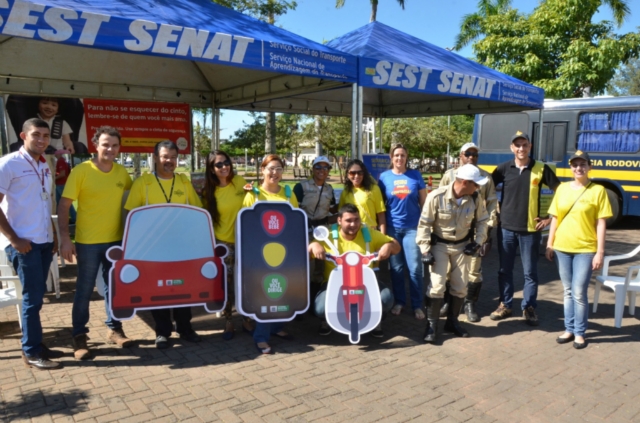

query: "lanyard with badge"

left=154, top=173, right=175, bottom=203
left=21, top=151, right=48, bottom=201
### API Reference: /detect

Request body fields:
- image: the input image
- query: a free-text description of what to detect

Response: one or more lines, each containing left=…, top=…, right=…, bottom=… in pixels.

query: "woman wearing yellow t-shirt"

left=339, top=160, right=386, bottom=233
left=242, top=154, right=299, bottom=355
left=545, top=151, right=612, bottom=350
left=203, top=150, right=253, bottom=340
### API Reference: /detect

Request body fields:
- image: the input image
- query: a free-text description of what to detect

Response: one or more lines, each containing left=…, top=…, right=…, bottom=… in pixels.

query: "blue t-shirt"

left=378, top=169, right=426, bottom=229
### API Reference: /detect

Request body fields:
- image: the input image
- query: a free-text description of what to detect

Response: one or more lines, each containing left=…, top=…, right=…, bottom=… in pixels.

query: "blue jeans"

left=314, top=276, right=394, bottom=318
left=55, top=185, right=76, bottom=223
left=497, top=228, right=541, bottom=310
left=555, top=251, right=594, bottom=337
left=253, top=322, right=285, bottom=344
left=6, top=242, right=53, bottom=357
left=387, top=227, right=423, bottom=310
left=72, top=241, right=122, bottom=337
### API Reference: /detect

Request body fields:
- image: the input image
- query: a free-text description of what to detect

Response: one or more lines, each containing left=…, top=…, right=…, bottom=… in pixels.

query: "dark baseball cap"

left=510, top=131, right=530, bottom=143
left=568, top=150, right=591, bottom=165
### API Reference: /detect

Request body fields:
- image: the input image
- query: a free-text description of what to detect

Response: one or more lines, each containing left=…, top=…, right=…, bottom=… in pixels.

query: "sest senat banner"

left=3, top=95, right=190, bottom=154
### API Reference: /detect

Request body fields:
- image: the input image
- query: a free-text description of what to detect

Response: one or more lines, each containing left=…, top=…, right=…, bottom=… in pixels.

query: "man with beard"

left=308, top=203, right=400, bottom=337
left=124, top=141, right=203, bottom=349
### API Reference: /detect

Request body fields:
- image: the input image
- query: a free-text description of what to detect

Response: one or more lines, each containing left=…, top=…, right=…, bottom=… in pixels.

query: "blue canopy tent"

left=0, top=0, right=357, bottom=149
left=223, top=22, right=545, bottom=157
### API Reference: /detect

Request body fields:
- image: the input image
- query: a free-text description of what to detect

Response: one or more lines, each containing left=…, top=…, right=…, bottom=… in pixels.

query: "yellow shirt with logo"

left=203, top=174, right=248, bottom=244
left=338, top=185, right=386, bottom=227
left=125, top=173, right=203, bottom=211
left=62, top=161, right=132, bottom=244
left=317, top=227, right=394, bottom=283
left=242, top=185, right=299, bottom=208
left=548, top=183, right=612, bottom=253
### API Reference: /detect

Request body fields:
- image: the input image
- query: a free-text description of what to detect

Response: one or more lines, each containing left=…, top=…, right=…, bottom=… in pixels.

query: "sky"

left=217, top=0, right=640, bottom=140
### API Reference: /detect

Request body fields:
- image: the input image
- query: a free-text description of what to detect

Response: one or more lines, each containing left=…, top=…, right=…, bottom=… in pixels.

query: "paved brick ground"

left=1, top=217, right=639, bottom=422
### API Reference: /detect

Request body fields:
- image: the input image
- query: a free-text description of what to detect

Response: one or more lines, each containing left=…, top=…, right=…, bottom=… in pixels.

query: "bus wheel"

left=605, top=188, right=620, bottom=228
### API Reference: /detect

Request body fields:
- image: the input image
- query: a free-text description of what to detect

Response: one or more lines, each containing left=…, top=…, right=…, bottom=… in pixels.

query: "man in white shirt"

left=0, top=118, right=63, bottom=370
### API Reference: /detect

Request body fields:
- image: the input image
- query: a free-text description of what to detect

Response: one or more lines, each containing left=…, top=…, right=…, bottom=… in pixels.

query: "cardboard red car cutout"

left=107, top=204, right=228, bottom=320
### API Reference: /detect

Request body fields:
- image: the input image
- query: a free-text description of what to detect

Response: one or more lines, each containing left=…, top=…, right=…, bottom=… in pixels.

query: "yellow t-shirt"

left=62, top=161, right=132, bottom=244
left=205, top=175, right=247, bottom=244
left=317, top=227, right=394, bottom=282
left=339, top=185, right=386, bottom=227
left=242, top=185, right=299, bottom=208
left=548, top=182, right=612, bottom=253
left=125, top=173, right=203, bottom=210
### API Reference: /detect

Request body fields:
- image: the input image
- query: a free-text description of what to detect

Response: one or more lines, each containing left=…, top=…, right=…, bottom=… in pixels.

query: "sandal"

left=255, top=343, right=274, bottom=355
left=222, top=319, right=235, bottom=341
left=414, top=308, right=425, bottom=320
left=391, top=304, right=404, bottom=316
left=242, top=318, right=255, bottom=335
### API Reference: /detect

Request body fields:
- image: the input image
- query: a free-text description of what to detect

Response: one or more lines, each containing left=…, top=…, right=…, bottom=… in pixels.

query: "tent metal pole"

left=379, top=117, right=383, bottom=153
left=357, top=85, right=364, bottom=160
left=351, top=83, right=357, bottom=161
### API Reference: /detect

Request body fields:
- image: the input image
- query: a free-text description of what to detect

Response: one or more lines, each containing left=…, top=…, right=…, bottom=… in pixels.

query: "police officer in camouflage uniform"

left=416, top=164, right=489, bottom=343
left=438, top=143, right=498, bottom=322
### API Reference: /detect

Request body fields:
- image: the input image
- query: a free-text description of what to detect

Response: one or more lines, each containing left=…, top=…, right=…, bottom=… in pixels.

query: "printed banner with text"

left=84, top=99, right=190, bottom=153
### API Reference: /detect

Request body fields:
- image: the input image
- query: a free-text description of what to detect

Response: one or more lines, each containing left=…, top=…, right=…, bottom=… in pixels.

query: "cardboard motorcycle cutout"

left=107, top=204, right=228, bottom=320
left=236, top=187, right=310, bottom=323
left=314, top=226, right=383, bottom=344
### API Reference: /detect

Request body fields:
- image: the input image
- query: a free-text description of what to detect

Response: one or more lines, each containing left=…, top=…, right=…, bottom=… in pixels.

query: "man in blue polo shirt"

left=490, top=132, right=560, bottom=326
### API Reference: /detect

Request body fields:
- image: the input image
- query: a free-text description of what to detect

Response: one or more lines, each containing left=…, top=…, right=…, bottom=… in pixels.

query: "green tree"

left=275, top=114, right=305, bottom=166
left=302, top=116, right=352, bottom=181
left=607, top=57, right=640, bottom=96
left=335, top=0, right=406, bottom=23
left=226, top=113, right=266, bottom=169
left=454, top=0, right=512, bottom=51
left=472, top=0, right=639, bottom=98
left=212, top=0, right=297, bottom=20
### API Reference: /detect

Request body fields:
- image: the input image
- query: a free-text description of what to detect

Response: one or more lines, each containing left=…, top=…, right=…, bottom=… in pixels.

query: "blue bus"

left=473, top=96, right=640, bottom=226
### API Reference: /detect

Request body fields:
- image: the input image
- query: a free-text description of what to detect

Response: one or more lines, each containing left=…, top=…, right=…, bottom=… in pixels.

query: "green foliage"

left=225, top=112, right=266, bottom=158
left=381, top=116, right=472, bottom=162
left=607, top=57, right=640, bottom=96
left=212, top=0, right=297, bottom=22
left=454, top=0, right=512, bottom=51
left=275, top=114, right=305, bottom=165
left=472, top=0, right=640, bottom=98
left=335, top=0, right=405, bottom=22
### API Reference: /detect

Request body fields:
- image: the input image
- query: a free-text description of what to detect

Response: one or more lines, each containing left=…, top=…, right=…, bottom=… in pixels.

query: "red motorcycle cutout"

left=314, top=226, right=383, bottom=344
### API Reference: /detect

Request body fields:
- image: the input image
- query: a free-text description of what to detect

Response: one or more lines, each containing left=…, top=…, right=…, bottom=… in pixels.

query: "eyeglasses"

left=214, top=160, right=231, bottom=169
left=265, top=166, right=284, bottom=174
left=348, top=170, right=364, bottom=176
left=314, top=165, right=330, bottom=171
left=464, top=152, right=478, bottom=158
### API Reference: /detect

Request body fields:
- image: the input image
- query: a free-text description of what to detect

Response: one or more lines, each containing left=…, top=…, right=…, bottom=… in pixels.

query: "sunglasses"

left=464, top=152, right=478, bottom=158
left=348, top=170, right=364, bottom=176
left=314, top=165, right=330, bottom=171
left=213, top=160, right=231, bottom=169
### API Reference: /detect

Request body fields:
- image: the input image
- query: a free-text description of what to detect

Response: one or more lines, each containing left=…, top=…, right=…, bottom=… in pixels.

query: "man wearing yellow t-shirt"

left=59, top=127, right=133, bottom=360
left=308, top=203, right=401, bottom=338
left=124, top=141, right=203, bottom=350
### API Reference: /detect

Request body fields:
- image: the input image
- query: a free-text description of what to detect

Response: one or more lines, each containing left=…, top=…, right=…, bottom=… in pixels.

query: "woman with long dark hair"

left=203, top=150, right=253, bottom=340
left=339, top=159, right=386, bottom=232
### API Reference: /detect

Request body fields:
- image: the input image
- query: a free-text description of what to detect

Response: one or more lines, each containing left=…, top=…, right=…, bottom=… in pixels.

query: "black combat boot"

left=424, top=296, right=443, bottom=343
left=463, top=282, right=482, bottom=323
left=444, top=296, right=469, bottom=337
left=439, top=283, right=450, bottom=317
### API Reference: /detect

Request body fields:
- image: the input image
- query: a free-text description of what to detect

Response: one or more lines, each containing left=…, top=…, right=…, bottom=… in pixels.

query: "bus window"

left=479, top=113, right=529, bottom=151
left=577, top=111, right=640, bottom=153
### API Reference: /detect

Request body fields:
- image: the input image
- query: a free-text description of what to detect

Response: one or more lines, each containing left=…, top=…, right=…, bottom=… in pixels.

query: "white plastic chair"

left=0, top=264, right=23, bottom=329
left=593, top=245, right=640, bottom=328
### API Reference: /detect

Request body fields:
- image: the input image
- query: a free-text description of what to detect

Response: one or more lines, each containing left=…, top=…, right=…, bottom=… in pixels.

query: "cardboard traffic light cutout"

left=314, top=226, right=383, bottom=344
left=107, top=204, right=228, bottom=320
left=236, top=202, right=309, bottom=323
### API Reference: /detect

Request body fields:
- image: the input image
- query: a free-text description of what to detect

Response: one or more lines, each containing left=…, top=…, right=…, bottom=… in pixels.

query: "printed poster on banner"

left=107, top=204, right=228, bottom=320
left=362, top=154, right=391, bottom=181
left=236, top=202, right=309, bottom=323
left=3, top=95, right=190, bottom=154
